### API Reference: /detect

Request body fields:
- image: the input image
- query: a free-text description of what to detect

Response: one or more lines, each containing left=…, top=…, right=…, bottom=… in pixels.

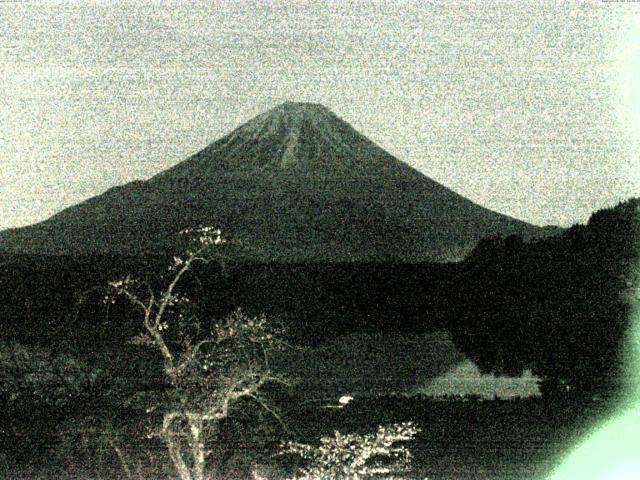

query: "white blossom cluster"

left=283, top=422, right=420, bottom=480
left=213, top=309, right=278, bottom=344
left=180, top=225, right=225, bottom=246
left=162, top=292, right=190, bottom=307
left=104, top=275, right=135, bottom=303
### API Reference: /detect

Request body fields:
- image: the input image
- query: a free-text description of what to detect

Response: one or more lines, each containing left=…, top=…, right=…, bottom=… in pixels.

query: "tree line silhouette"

left=0, top=199, right=637, bottom=401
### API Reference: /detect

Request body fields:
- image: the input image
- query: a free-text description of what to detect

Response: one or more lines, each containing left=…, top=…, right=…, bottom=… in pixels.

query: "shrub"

left=282, top=422, right=420, bottom=479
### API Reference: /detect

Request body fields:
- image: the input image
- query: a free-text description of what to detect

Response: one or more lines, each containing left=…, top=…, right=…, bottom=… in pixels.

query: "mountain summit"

left=0, top=103, right=557, bottom=261
left=155, top=101, right=413, bottom=177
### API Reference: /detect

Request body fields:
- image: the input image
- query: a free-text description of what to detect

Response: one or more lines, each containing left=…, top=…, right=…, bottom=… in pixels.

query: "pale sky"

left=1, top=0, right=639, bottom=231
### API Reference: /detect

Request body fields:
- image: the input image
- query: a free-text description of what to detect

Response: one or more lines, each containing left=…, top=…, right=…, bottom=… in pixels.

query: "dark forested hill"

left=448, top=198, right=640, bottom=398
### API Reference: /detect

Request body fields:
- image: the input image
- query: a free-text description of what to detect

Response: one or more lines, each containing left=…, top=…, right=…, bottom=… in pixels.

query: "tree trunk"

left=163, top=413, right=193, bottom=480
left=188, top=415, right=206, bottom=480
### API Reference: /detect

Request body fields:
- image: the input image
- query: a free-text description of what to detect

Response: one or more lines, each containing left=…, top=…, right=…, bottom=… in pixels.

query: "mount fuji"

left=0, top=102, right=558, bottom=261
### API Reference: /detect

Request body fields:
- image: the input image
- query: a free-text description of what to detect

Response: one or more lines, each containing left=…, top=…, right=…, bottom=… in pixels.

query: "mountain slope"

left=0, top=102, right=558, bottom=261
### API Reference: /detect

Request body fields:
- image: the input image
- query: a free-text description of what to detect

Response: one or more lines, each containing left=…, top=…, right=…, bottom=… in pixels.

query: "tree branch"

left=118, top=287, right=150, bottom=315
left=107, top=438, right=134, bottom=480
left=246, top=393, right=289, bottom=434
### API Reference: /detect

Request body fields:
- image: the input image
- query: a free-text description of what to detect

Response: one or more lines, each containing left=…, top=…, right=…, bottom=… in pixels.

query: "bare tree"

left=107, top=227, right=288, bottom=480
